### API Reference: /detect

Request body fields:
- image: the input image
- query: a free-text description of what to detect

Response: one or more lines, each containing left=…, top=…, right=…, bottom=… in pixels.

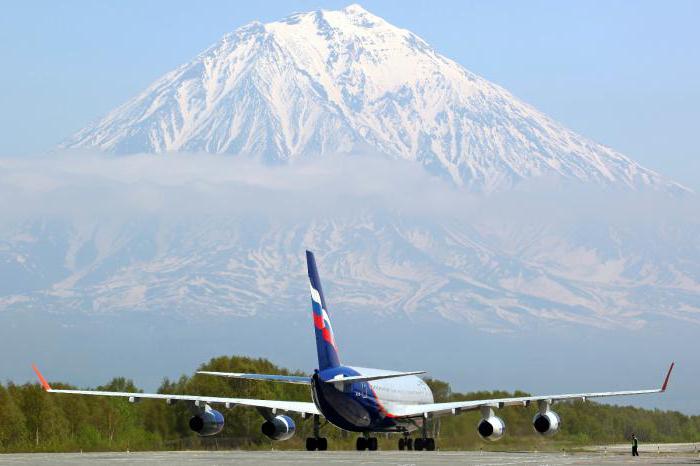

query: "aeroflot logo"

left=310, top=285, right=337, bottom=349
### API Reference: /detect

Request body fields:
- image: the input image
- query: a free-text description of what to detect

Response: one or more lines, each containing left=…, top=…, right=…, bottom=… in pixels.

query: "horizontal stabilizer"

left=324, top=371, right=426, bottom=384
left=197, top=371, right=311, bottom=385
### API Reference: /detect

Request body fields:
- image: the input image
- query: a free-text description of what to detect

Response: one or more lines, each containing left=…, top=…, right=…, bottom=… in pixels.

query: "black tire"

left=414, top=438, right=424, bottom=451
left=356, top=437, right=367, bottom=451
left=306, top=437, right=317, bottom=451
left=398, top=438, right=405, bottom=450
left=406, top=438, right=413, bottom=450
left=368, top=437, right=378, bottom=451
left=426, top=438, right=436, bottom=451
left=318, top=437, right=328, bottom=451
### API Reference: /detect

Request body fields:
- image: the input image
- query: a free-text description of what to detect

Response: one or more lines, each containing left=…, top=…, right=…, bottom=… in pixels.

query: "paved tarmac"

left=588, top=443, right=700, bottom=454
left=0, top=450, right=698, bottom=465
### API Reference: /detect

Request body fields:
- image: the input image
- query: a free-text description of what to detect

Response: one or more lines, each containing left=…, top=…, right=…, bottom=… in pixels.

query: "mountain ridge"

left=61, top=4, right=685, bottom=193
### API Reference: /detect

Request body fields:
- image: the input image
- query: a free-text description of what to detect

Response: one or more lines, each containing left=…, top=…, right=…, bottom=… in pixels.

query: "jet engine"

left=532, top=410, right=561, bottom=436
left=261, top=414, right=296, bottom=441
left=188, top=407, right=225, bottom=436
left=477, top=415, right=506, bottom=441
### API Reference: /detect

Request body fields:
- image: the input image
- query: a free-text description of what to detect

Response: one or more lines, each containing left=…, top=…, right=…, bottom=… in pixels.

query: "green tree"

left=0, top=383, right=28, bottom=450
left=0, top=355, right=698, bottom=452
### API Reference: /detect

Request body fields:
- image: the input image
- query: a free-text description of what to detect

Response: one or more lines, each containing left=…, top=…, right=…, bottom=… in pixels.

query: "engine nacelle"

left=261, top=415, right=296, bottom=441
left=188, top=408, right=224, bottom=436
left=477, top=415, right=506, bottom=441
left=533, top=410, right=561, bottom=436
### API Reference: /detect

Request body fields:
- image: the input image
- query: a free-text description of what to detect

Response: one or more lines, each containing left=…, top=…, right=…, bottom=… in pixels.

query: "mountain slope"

left=61, top=4, right=683, bottom=193
left=1, top=211, right=698, bottom=330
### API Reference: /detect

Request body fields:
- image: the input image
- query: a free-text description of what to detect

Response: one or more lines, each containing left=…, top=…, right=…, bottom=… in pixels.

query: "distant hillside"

left=0, top=355, right=697, bottom=452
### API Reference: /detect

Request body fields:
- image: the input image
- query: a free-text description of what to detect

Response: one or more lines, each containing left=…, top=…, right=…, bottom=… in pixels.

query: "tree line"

left=0, top=355, right=697, bottom=452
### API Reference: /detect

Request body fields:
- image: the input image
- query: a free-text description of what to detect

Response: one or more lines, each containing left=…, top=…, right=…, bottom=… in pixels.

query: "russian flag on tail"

left=306, top=250, right=340, bottom=370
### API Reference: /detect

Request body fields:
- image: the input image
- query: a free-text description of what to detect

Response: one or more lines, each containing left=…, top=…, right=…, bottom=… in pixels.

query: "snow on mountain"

left=61, top=4, right=684, bottom=193
left=1, top=197, right=698, bottom=331
left=6, top=5, right=696, bottom=331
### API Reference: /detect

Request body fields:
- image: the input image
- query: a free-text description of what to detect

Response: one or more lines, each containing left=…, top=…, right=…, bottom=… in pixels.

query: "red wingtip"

left=32, top=364, right=52, bottom=391
left=661, top=362, right=675, bottom=392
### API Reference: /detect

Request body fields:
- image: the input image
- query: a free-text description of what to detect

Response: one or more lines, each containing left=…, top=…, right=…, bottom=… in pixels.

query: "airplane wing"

left=391, top=362, right=674, bottom=418
left=32, top=365, right=320, bottom=416
left=197, top=371, right=311, bottom=384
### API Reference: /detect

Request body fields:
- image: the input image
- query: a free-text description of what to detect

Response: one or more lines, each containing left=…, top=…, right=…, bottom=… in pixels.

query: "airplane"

left=33, top=250, right=674, bottom=452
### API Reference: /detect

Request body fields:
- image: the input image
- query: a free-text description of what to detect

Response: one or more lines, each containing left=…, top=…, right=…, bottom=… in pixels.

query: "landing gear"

left=356, top=435, right=378, bottom=451
left=413, top=437, right=436, bottom=451
left=369, top=437, right=378, bottom=451
left=403, top=417, right=436, bottom=451
left=305, top=415, right=328, bottom=451
left=305, top=437, right=328, bottom=451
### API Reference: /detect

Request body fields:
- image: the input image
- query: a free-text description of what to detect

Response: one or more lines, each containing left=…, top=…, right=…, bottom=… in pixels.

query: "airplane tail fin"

left=306, top=250, right=340, bottom=371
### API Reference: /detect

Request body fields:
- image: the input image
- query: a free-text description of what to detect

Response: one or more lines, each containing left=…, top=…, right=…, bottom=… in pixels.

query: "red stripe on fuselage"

left=367, top=383, right=397, bottom=418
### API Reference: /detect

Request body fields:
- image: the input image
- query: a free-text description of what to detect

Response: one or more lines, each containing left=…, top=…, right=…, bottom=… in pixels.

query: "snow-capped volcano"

left=62, top=4, right=682, bottom=193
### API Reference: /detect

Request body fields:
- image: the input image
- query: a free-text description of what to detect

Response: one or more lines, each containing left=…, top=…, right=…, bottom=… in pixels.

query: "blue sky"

left=1, top=0, right=699, bottom=189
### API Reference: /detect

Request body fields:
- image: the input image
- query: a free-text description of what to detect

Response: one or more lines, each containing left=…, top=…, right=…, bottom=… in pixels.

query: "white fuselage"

left=350, top=366, right=434, bottom=407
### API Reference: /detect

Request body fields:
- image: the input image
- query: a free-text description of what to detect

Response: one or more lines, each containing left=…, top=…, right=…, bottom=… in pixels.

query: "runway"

left=0, top=450, right=698, bottom=465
